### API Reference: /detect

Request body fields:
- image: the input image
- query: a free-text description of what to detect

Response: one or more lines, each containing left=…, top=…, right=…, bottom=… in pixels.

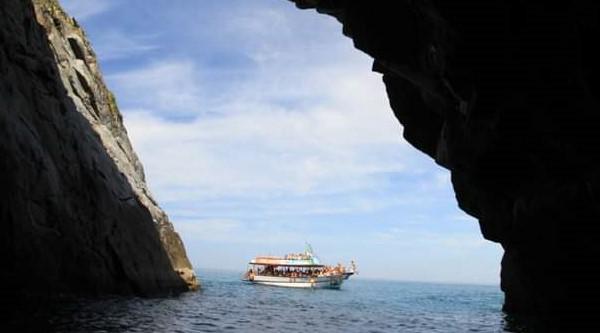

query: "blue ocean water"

left=47, top=269, right=518, bottom=332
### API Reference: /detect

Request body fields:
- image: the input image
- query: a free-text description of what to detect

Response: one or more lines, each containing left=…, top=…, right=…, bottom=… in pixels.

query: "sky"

left=61, top=0, right=502, bottom=285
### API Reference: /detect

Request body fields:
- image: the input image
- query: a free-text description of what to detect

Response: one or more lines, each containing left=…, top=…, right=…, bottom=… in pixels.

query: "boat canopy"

left=249, top=255, right=324, bottom=267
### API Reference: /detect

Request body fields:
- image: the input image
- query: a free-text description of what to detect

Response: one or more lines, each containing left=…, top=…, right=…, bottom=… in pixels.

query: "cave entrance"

left=63, top=0, right=501, bottom=286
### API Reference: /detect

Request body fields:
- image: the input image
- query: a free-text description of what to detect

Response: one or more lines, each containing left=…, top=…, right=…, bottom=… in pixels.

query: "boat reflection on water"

left=242, top=245, right=357, bottom=289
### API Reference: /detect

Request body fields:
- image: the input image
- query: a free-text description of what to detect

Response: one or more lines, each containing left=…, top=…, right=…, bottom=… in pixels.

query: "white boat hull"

left=244, top=275, right=345, bottom=289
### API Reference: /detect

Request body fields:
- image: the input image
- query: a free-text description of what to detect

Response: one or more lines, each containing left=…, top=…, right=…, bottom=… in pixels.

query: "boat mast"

left=305, top=242, right=314, bottom=256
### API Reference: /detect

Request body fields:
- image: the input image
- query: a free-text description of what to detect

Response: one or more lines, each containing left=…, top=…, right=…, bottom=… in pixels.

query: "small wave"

left=17, top=270, right=515, bottom=333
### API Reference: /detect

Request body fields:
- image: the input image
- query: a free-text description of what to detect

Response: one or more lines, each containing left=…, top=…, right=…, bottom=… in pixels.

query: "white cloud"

left=117, top=52, right=417, bottom=203
left=373, top=227, right=487, bottom=250
left=176, top=218, right=298, bottom=244
left=108, top=60, right=203, bottom=116
left=111, top=42, right=437, bottom=215
left=123, top=106, right=406, bottom=201
left=61, top=0, right=112, bottom=20
left=176, top=219, right=241, bottom=241
left=91, top=30, right=159, bottom=61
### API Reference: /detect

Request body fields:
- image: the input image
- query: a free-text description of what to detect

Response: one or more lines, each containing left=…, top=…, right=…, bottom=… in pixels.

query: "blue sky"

left=61, top=0, right=502, bottom=285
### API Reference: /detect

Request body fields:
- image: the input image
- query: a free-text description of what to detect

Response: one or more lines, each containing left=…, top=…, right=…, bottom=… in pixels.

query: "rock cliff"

left=289, top=0, right=600, bottom=330
left=0, top=0, right=197, bottom=297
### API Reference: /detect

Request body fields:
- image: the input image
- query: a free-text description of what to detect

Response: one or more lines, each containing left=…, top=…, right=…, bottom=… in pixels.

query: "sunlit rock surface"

left=0, top=0, right=197, bottom=296
left=290, top=0, right=600, bottom=329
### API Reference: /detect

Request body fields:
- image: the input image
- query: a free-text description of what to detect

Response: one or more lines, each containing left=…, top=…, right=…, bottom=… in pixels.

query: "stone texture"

left=0, top=0, right=197, bottom=296
left=289, top=0, right=600, bottom=329
left=32, top=0, right=198, bottom=291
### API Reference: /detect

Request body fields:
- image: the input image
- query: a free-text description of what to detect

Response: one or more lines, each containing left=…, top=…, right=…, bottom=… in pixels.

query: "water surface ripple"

left=48, top=270, right=516, bottom=332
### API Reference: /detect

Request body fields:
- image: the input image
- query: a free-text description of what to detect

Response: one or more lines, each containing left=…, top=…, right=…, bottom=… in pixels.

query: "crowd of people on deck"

left=248, top=263, right=348, bottom=278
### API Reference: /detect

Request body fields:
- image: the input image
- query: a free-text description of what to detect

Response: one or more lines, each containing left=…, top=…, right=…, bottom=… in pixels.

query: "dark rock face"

left=31, top=0, right=198, bottom=290
left=0, top=0, right=196, bottom=297
left=290, top=0, right=600, bottom=329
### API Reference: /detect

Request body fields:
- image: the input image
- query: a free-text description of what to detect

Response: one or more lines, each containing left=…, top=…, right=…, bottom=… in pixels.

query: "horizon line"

left=193, top=266, right=500, bottom=287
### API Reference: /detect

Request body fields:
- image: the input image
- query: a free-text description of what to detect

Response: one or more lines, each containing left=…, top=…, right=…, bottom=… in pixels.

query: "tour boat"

left=242, top=245, right=356, bottom=289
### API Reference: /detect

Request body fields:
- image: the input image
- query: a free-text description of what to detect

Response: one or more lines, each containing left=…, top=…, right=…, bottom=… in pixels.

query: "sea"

left=20, top=269, right=527, bottom=332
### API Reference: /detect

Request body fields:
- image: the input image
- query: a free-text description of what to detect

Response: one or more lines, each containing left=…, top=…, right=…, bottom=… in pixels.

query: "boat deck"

left=243, top=274, right=347, bottom=289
